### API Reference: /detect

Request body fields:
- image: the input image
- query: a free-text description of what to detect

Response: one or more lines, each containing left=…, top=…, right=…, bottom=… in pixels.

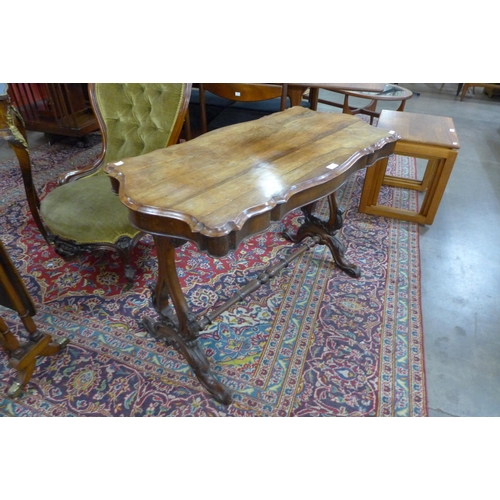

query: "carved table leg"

left=1, top=244, right=69, bottom=397
left=1, top=317, right=69, bottom=397
left=283, top=193, right=361, bottom=278
left=143, top=235, right=233, bottom=405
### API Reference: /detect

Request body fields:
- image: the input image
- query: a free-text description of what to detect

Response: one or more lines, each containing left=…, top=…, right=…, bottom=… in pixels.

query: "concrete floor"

left=1, top=83, right=499, bottom=416
left=401, top=84, right=500, bottom=417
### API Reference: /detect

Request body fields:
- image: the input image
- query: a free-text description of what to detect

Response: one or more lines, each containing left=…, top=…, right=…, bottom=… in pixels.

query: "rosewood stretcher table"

left=105, top=107, right=398, bottom=404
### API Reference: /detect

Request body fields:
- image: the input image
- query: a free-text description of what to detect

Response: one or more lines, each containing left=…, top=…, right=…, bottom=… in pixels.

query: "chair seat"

left=40, top=173, right=140, bottom=244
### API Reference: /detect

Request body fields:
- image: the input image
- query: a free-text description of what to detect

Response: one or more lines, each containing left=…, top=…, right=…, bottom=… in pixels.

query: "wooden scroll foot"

left=283, top=194, right=361, bottom=278
left=3, top=329, right=69, bottom=398
left=142, top=316, right=232, bottom=405
left=1, top=237, right=69, bottom=397
left=284, top=224, right=360, bottom=278
left=146, top=235, right=233, bottom=404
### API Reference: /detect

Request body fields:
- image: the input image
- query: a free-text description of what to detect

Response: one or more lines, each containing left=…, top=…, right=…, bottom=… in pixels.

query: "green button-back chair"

left=3, top=83, right=192, bottom=281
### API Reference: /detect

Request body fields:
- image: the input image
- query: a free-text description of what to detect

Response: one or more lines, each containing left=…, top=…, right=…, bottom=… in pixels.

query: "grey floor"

left=1, top=83, right=499, bottom=417
left=402, top=84, right=500, bottom=417
left=315, top=83, right=500, bottom=417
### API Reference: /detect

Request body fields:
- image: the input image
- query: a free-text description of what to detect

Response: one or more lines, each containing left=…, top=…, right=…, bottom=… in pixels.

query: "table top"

left=291, top=83, right=386, bottom=93
left=105, top=107, right=398, bottom=256
left=378, top=110, right=460, bottom=149
left=338, top=83, right=413, bottom=101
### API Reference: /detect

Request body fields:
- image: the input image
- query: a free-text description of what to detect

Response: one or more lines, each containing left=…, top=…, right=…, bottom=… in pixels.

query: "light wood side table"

left=359, top=110, right=460, bottom=225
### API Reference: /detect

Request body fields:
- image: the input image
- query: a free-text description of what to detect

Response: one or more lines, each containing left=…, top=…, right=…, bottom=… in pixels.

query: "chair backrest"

left=92, top=83, right=192, bottom=166
left=199, top=83, right=287, bottom=133
left=59, top=83, right=192, bottom=184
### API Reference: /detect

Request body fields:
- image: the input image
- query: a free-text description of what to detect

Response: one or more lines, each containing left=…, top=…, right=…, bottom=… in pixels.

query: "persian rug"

left=0, top=132, right=427, bottom=417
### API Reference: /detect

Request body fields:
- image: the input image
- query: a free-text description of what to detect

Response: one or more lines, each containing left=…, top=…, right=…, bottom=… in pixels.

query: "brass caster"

left=7, top=381, right=22, bottom=398
left=56, top=337, right=70, bottom=349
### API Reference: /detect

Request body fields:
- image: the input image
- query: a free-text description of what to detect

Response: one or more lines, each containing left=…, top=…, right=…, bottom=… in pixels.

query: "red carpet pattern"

left=0, top=133, right=427, bottom=416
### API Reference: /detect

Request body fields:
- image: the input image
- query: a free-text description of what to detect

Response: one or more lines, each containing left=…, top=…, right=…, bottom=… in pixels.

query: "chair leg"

left=182, top=110, right=192, bottom=141
left=308, top=87, right=319, bottom=110
left=460, top=84, right=471, bottom=101
left=199, top=84, right=208, bottom=134
left=116, top=233, right=145, bottom=282
left=50, top=232, right=144, bottom=283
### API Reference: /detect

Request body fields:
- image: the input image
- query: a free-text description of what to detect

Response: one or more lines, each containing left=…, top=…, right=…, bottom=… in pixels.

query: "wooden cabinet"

left=7, top=83, right=99, bottom=139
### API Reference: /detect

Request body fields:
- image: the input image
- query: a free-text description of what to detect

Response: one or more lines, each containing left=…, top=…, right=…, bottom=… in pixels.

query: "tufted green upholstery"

left=38, top=83, right=191, bottom=274
left=96, top=83, right=189, bottom=168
